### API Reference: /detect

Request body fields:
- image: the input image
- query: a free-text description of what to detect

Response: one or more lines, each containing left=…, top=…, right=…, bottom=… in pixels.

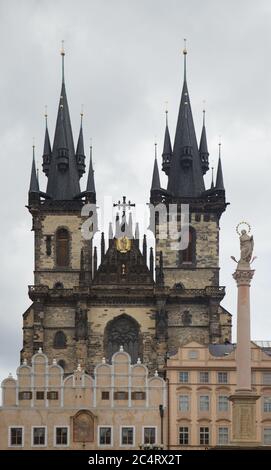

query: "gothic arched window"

left=104, top=314, right=141, bottom=364
left=54, top=331, right=67, bottom=349
left=56, top=228, right=69, bottom=267
left=179, top=227, right=196, bottom=265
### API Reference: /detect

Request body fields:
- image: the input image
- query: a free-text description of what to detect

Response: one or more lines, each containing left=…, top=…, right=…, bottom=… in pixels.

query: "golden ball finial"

left=183, top=38, right=187, bottom=55
left=61, top=39, right=65, bottom=56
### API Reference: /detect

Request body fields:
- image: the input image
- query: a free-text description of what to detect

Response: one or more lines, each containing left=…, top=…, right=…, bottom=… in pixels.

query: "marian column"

left=230, top=223, right=259, bottom=446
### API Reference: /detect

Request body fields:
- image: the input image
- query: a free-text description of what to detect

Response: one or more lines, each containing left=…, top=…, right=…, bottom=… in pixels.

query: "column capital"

left=233, top=269, right=255, bottom=286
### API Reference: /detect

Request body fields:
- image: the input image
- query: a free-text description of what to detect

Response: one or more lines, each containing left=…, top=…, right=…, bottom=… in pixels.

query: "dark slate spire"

left=135, top=222, right=139, bottom=248
left=28, top=144, right=40, bottom=205
left=215, top=142, right=225, bottom=191
left=108, top=222, right=114, bottom=247
left=143, top=234, right=147, bottom=263
left=42, top=109, right=52, bottom=176
left=149, top=247, right=154, bottom=279
left=29, top=144, right=39, bottom=192
left=86, top=144, right=96, bottom=203
left=162, top=110, right=172, bottom=176
left=151, top=143, right=161, bottom=192
left=211, top=166, right=214, bottom=189
left=167, top=44, right=205, bottom=197
left=75, top=110, right=86, bottom=178
left=93, top=246, right=98, bottom=274
left=45, top=44, right=81, bottom=200
left=101, top=232, right=105, bottom=260
left=199, top=109, right=209, bottom=175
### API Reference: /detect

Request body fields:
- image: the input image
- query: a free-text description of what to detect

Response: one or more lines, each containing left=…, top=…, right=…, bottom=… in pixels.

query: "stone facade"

left=21, top=199, right=232, bottom=375
left=0, top=350, right=166, bottom=450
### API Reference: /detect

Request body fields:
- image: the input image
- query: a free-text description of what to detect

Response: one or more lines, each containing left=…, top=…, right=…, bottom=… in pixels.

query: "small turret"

left=42, top=109, right=52, bottom=176
left=28, top=144, right=40, bottom=206
left=75, top=110, right=86, bottom=178
left=162, top=110, right=172, bottom=176
left=85, top=145, right=96, bottom=203
left=199, top=109, right=209, bottom=175
left=215, top=142, right=225, bottom=191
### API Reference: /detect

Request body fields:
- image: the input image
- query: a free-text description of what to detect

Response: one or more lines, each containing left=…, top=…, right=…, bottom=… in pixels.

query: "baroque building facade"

left=166, top=341, right=271, bottom=448
left=0, top=349, right=166, bottom=450
left=21, top=47, right=231, bottom=377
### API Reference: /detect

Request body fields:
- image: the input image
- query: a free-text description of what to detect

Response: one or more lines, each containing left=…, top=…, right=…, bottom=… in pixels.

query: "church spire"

left=215, top=141, right=225, bottom=191
left=162, top=109, right=172, bottom=176
left=28, top=143, right=40, bottom=205
left=199, top=107, right=209, bottom=175
left=86, top=144, right=96, bottom=203
left=45, top=44, right=81, bottom=200
left=167, top=43, right=205, bottom=198
left=42, top=107, right=52, bottom=176
left=151, top=143, right=161, bottom=191
left=75, top=109, right=86, bottom=178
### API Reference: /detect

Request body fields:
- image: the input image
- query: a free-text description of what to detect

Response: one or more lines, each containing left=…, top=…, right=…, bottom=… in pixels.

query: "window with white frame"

left=218, top=395, right=229, bottom=412
left=199, top=395, right=210, bottom=411
left=179, top=395, right=189, bottom=412
left=199, top=427, right=209, bottom=445
left=121, top=427, right=134, bottom=446
left=32, top=427, right=46, bottom=446
left=263, top=427, right=271, bottom=445
left=199, top=371, right=209, bottom=384
left=143, top=427, right=156, bottom=445
left=55, top=427, right=69, bottom=446
left=188, top=350, right=198, bottom=360
left=263, top=397, right=271, bottom=412
left=9, top=427, right=23, bottom=447
left=218, top=427, right=229, bottom=445
left=179, top=371, right=189, bottom=383
left=217, top=372, right=228, bottom=384
left=179, top=426, right=189, bottom=445
left=263, top=372, right=271, bottom=385
left=99, top=427, right=112, bottom=445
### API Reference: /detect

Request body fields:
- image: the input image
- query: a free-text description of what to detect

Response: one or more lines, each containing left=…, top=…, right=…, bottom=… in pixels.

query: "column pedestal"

left=229, top=391, right=259, bottom=447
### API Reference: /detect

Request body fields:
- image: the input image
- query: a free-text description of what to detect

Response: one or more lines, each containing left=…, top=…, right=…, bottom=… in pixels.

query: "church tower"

left=23, top=46, right=97, bottom=371
left=150, top=44, right=231, bottom=347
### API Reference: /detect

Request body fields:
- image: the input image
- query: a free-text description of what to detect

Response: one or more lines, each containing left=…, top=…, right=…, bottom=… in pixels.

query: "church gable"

left=93, top=237, right=154, bottom=286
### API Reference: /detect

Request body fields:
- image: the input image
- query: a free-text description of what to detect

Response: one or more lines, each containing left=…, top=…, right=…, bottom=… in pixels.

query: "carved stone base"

left=229, top=391, right=260, bottom=447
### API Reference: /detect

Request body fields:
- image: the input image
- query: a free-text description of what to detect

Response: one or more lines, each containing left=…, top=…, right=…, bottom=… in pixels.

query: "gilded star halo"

left=236, top=221, right=251, bottom=236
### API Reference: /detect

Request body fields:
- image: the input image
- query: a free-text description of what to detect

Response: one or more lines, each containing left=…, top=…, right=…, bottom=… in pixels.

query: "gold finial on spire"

left=219, top=136, right=222, bottom=158
left=61, top=40, right=65, bottom=56
left=32, top=136, right=35, bottom=150
left=165, top=101, right=168, bottom=125
left=61, top=40, right=65, bottom=83
left=154, top=141, right=157, bottom=159
left=183, top=38, right=187, bottom=55
left=44, top=105, right=48, bottom=125
left=80, top=104, right=84, bottom=126
left=183, top=39, right=187, bottom=81
left=202, top=100, right=206, bottom=125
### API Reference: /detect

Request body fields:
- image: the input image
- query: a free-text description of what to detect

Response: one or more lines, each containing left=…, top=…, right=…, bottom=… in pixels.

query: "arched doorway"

left=104, top=314, right=141, bottom=363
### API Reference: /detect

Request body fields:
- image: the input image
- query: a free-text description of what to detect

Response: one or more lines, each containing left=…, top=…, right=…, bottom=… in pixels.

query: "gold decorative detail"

left=116, top=236, right=132, bottom=253
left=236, top=221, right=251, bottom=236
left=183, top=38, right=187, bottom=55
left=61, top=40, right=65, bottom=56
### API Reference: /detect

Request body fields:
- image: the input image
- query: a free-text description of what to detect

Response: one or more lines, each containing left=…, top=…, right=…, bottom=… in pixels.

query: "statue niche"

left=75, top=308, right=88, bottom=341
left=104, top=314, right=141, bottom=363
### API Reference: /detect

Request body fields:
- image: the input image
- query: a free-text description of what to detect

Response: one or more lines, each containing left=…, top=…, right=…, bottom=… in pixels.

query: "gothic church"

left=22, top=46, right=231, bottom=375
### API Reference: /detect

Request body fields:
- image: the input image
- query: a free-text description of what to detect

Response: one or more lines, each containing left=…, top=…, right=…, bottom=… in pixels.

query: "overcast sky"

left=1, top=0, right=271, bottom=381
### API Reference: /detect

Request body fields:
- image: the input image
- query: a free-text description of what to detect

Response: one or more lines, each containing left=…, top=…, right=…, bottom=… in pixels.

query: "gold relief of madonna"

left=115, top=236, right=132, bottom=253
